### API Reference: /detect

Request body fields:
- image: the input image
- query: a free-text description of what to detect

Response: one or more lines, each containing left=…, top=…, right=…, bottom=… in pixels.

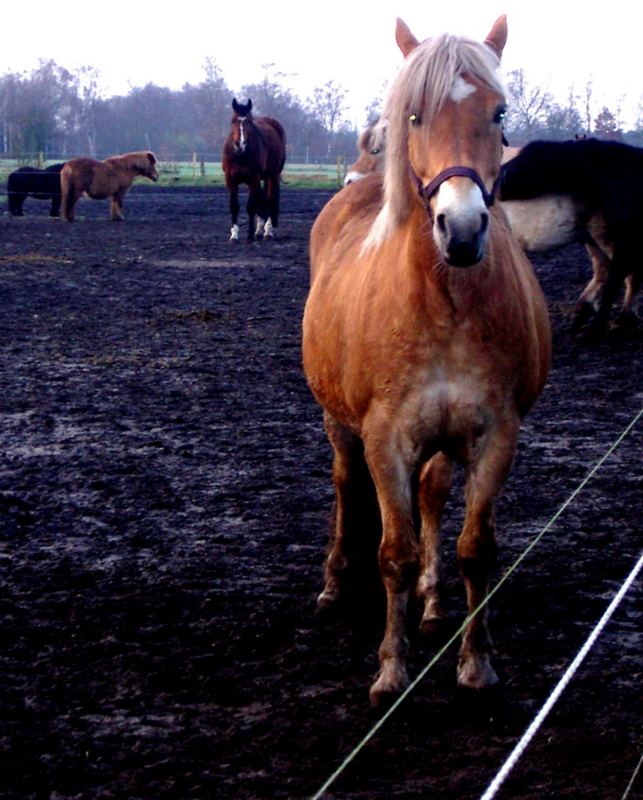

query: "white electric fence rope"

left=311, top=404, right=642, bottom=800
left=621, top=751, right=643, bottom=800
left=480, top=550, right=643, bottom=800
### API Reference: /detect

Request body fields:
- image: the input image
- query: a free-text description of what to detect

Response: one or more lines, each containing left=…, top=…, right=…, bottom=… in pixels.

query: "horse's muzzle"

left=437, top=210, right=489, bottom=267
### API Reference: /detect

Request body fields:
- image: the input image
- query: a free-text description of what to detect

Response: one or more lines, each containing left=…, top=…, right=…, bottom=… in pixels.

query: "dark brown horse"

left=499, top=138, right=643, bottom=336
left=303, top=16, right=551, bottom=706
left=221, top=98, right=286, bottom=241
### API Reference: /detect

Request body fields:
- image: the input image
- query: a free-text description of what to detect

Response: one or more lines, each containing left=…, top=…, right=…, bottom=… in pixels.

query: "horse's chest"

left=414, top=374, right=492, bottom=443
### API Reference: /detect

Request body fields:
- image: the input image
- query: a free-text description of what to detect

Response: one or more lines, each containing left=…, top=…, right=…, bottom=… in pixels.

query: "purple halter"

left=410, top=165, right=499, bottom=212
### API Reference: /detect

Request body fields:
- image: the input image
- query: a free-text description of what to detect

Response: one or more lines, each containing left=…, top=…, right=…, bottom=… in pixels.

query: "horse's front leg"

left=317, top=414, right=380, bottom=612
left=457, top=416, right=519, bottom=690
left=417, top=452, right=454, bottom=633
left=110, top=189, right=126, bottom=221
left=363, top=427, right=419, bottom=706
left=227, top=181, right=240, bottom=241
left=571, top=241, right=610, bottom=334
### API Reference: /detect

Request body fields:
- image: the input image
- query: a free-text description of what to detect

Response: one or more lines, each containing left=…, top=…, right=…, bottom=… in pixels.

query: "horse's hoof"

left=581, top=323, right=607, bottom=345
left=615, top=310, right=638, bottom=330
left=457, top=653, right=499, bottom=690
left=317, top=587, right=340, bottom=611
left=316, top=574, right=347, bottom=614
left=571, top=303, right=594, bottom=335
left=419, top=612, right=449, bottom=636
left=369, top=664, right=410, bottom=707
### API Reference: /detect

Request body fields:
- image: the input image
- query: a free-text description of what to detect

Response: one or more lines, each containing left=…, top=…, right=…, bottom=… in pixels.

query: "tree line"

left=0, top=59, right=641, bottom=166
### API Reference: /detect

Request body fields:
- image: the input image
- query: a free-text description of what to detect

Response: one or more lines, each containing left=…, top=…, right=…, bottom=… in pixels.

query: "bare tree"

left=307, top=80, right=348, bottom=153
left=594, top=106, right=622, bottom=140
left=582, top=78, right=595, bottom=135
left=505, top=68, right=553, bottom=142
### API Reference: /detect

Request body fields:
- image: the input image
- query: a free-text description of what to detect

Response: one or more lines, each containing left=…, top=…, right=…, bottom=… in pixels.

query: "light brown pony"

left=303, top=16, right=551, bottom=706
left=60, top=151, right=159, bottom=222
left=344, top=119, right=387, bottom=185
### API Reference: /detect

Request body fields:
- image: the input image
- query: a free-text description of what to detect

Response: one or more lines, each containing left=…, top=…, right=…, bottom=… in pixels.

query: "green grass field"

left=0, top=158, right=347, bottom=191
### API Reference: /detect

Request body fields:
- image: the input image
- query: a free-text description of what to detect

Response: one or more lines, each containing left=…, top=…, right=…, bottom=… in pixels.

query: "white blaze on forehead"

left=450, top=76, right=477, bottom=103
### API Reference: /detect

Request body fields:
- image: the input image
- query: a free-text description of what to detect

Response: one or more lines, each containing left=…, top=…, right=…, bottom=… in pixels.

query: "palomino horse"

left=60, top=151, right=158, bottom=222
left=499, top=138, right=643, bottom=336
left=303, top=16, right=551, bottom=705
left=344, top=119, right=387, bottom=185
left=7, top=163, right=65, bottom=217
left=222, top=98, right=286, bottom=241
left=346, top=122, right=633, bottom=333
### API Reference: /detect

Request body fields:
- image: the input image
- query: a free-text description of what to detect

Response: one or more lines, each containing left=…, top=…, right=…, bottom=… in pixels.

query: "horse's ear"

left=395, top=18, right=420, bottom=58
left=232, top=98, right=239, bottom=112
left=247, top=99, right=252, bottom=112
left=484, top=15, right=508, bottom=59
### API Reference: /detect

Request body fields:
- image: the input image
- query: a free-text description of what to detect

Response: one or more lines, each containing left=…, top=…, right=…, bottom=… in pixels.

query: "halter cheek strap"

left=410, top=165, right=499, bottom=210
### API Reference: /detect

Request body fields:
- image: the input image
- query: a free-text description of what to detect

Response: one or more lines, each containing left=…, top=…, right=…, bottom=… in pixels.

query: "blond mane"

left=364, top=33, right=504, bottom=251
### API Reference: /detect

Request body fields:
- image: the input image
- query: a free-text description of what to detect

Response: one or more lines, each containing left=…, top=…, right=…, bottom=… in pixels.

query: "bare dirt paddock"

left=0, top=185, right=641, bottom=800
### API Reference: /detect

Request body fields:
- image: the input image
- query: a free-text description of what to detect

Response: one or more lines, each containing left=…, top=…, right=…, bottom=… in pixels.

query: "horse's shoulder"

left=311, top=175, right=384, bottom=270
left=315, top=174, right=383, bottom=227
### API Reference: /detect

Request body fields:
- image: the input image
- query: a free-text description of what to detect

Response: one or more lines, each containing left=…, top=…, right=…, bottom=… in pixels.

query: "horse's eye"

left=409, top=114, right=421, bottom=126
left=371, top=148, right=380, bottom=155
left=494, top=106, right=507, bottom=125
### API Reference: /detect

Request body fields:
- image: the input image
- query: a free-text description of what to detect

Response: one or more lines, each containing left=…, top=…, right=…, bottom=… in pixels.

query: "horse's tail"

left=260, top=118, right=286, bottom=173
left=60, top=162, right=78, bottom=222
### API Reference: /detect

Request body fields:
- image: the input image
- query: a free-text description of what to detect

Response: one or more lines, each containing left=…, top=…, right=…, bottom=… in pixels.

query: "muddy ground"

left=0, top=185, right=641, bottom=800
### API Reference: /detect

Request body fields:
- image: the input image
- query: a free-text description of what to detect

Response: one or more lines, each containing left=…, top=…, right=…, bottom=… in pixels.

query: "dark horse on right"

left=221, top=98, right=286, bottom=241
left=499, top=138, right=643, bottom=338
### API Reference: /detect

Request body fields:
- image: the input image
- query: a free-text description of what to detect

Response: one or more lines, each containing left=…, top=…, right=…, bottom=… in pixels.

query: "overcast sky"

left=2, top=1, right=641, bottom=127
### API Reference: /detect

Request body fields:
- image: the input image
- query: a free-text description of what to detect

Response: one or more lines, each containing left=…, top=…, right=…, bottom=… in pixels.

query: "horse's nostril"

left=480, top=213, right=489, bottom=235
left=437, top=214, right=447, bottom=235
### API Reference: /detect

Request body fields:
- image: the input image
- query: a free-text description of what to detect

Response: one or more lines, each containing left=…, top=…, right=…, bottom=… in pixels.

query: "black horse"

left=499, top=138, right=642, bottom=337
left=7, top=163, right=65, bottom=217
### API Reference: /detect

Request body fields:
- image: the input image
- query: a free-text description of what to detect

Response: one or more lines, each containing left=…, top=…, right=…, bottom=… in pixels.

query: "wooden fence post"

left=336, top=155, right=345, bottom=187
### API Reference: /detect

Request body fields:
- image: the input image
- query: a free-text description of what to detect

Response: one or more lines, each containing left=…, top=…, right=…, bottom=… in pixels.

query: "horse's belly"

left=501, top=195, right=583, bottom=252
left=85, top=187, right=109, bottom=200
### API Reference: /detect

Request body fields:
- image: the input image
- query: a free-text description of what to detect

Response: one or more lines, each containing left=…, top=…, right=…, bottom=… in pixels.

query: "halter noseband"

left=410, top=165, right=499, bottom=213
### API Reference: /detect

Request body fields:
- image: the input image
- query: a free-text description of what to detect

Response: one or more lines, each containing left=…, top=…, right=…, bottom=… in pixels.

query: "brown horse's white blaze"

left=303, top=16, right=551, bottom=706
